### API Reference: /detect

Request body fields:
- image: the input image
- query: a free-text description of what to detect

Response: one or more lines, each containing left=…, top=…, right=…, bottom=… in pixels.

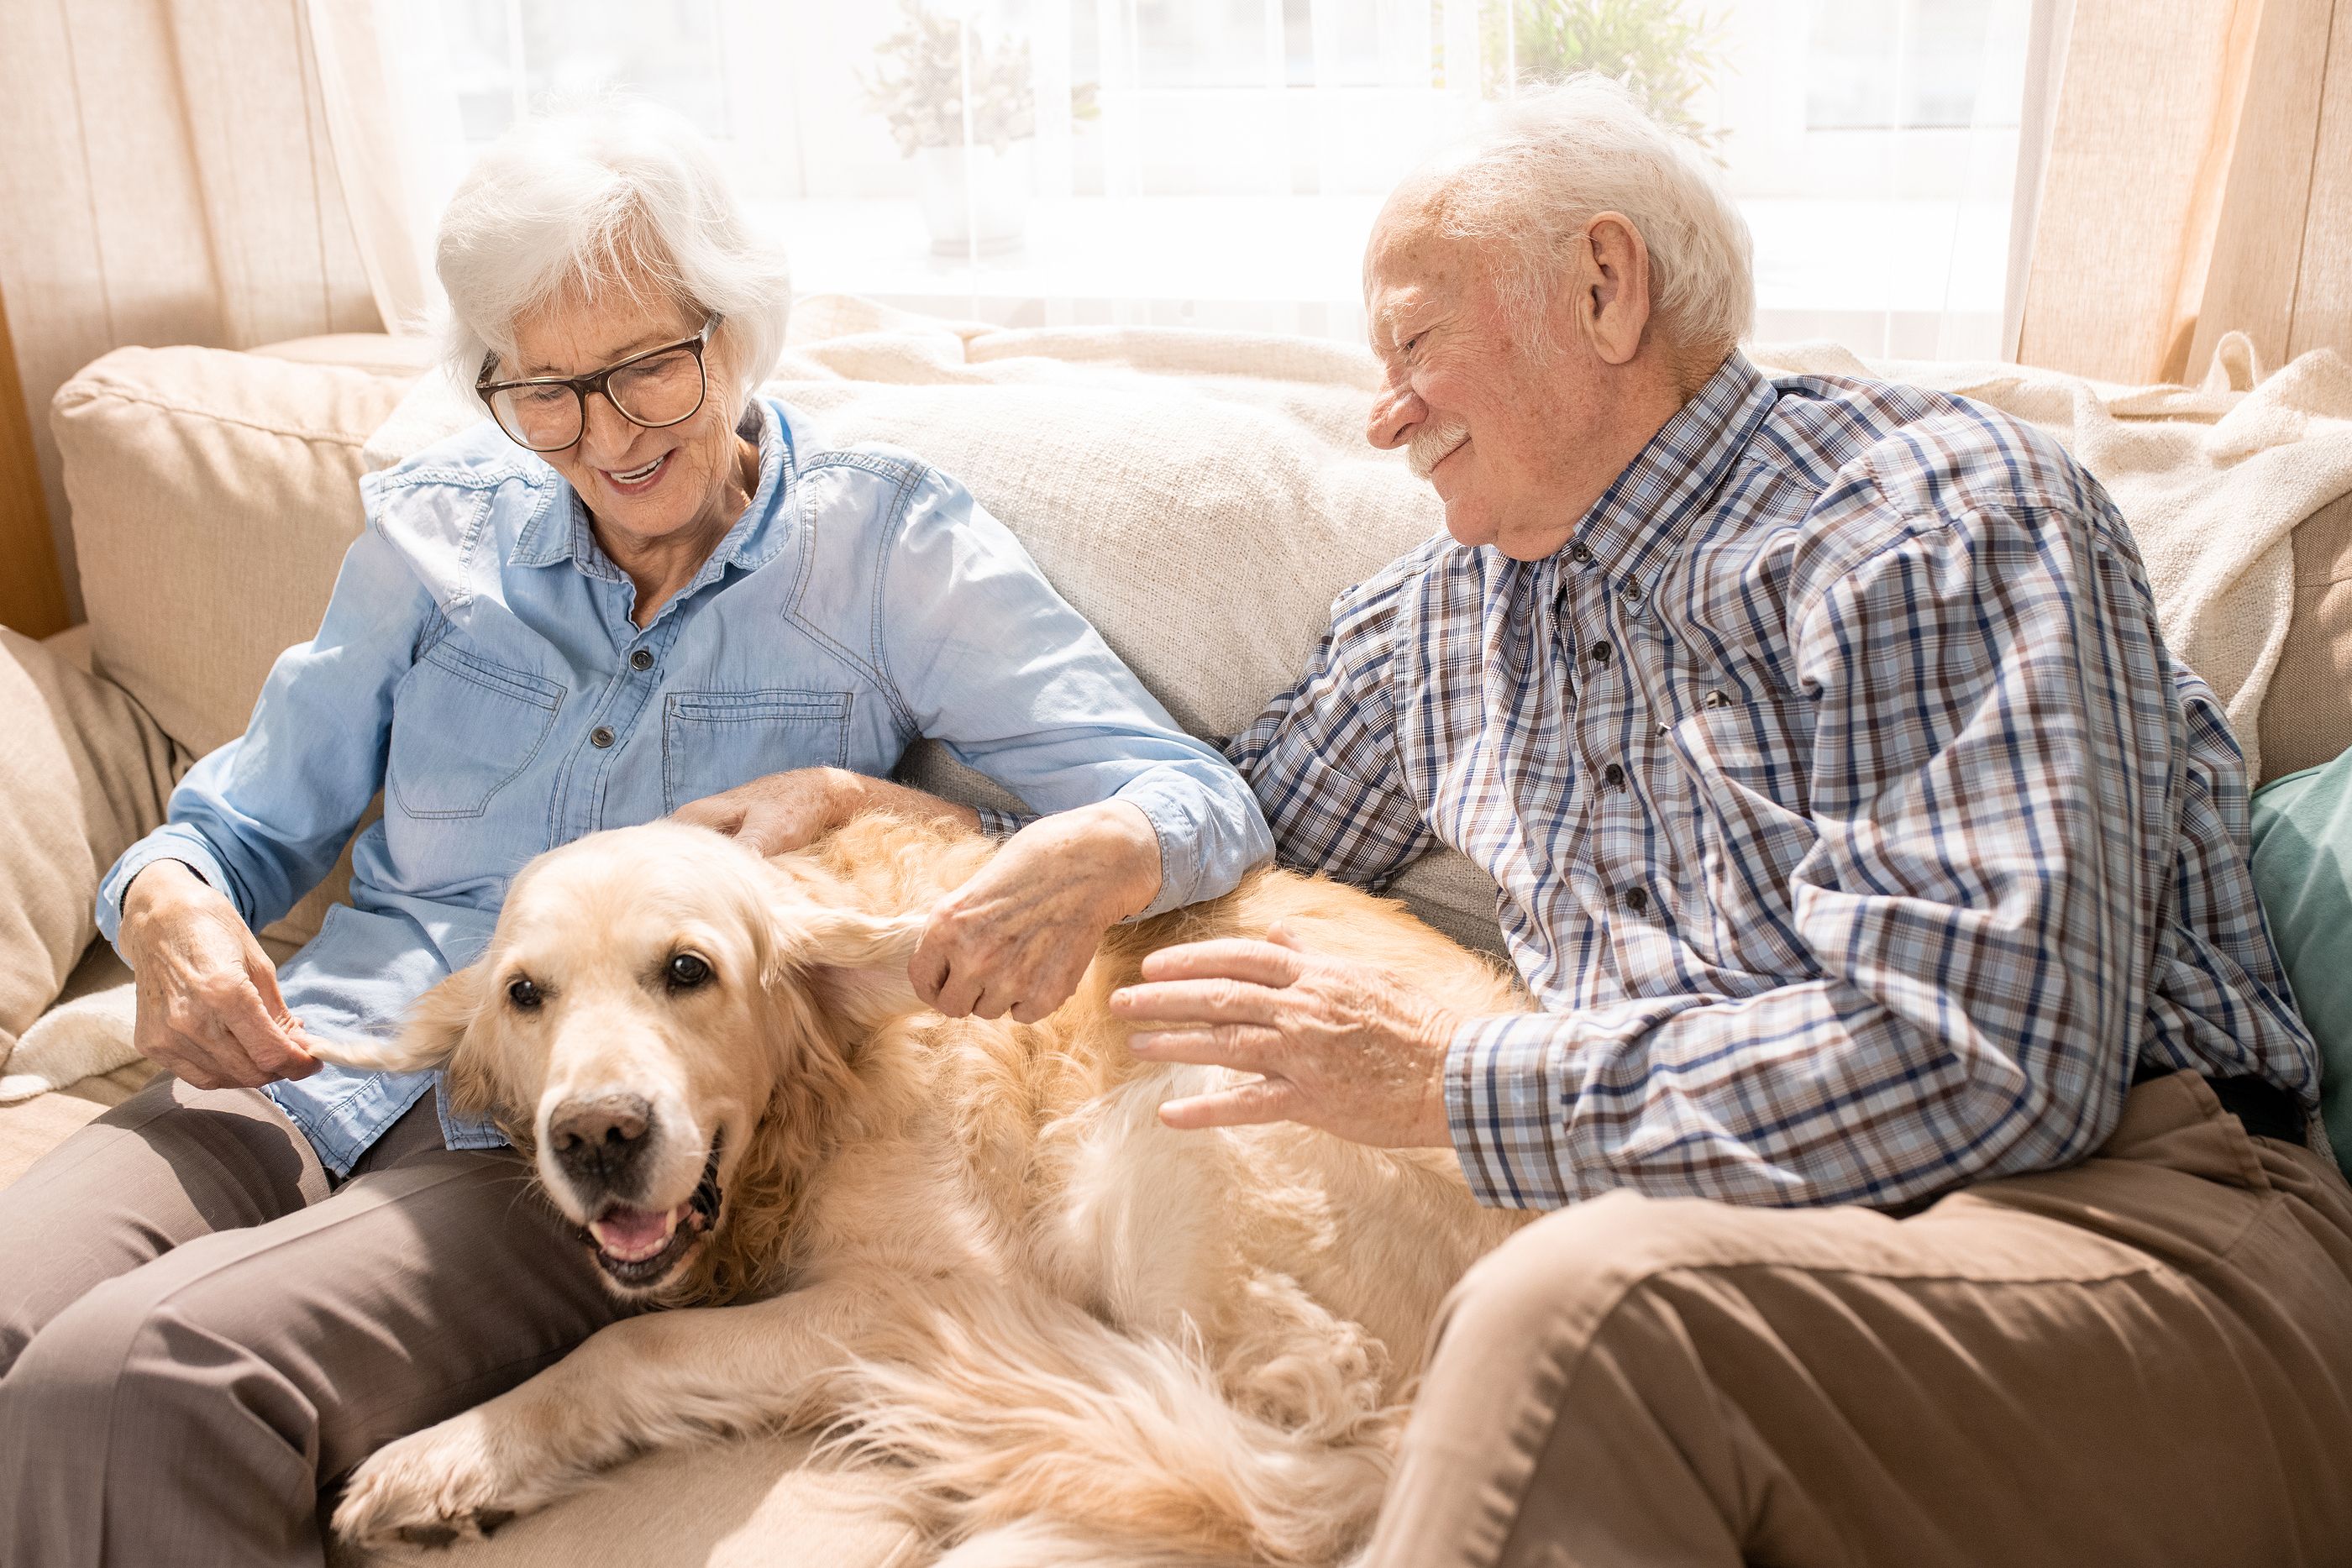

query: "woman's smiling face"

left=499, top=285, right=749, bottom=549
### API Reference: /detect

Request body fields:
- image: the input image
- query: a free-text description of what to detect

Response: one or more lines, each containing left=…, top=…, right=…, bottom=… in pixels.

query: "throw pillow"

left=0, top=629, right=185, bottom=1062
left=2248, top=746, right=2352, bottom=1176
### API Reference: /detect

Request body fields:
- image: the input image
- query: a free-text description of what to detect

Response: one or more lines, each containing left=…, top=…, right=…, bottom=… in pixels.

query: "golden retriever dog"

left=318, top=813, right=1533, bottom=1565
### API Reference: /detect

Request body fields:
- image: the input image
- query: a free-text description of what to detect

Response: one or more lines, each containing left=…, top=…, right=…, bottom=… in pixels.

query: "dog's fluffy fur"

left=320, top=815, right=1534, bottom=1565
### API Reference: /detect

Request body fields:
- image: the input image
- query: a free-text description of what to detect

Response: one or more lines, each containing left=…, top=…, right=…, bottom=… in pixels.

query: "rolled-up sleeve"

left=874, top=466, right=1271, bottom=916
left=97, top=524, right=428, bottom=947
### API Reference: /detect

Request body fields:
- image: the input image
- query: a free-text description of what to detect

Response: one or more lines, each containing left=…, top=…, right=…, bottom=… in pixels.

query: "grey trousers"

left=0, top=1074, right=634, bottom=1568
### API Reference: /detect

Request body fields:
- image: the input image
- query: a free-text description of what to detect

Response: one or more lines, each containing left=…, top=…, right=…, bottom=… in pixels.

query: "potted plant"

left=865, top=2, right=1039, bottom=256
left=1482, top=0, right=1725, bottom=149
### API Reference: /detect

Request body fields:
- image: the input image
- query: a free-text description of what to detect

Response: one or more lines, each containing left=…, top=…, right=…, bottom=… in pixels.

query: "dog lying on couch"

left=317, top=813, right=1533, bottom=1566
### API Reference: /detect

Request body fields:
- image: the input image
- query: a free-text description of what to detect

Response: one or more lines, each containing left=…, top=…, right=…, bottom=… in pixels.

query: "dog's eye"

left=667, top=952, right=711, bottom=990
left=507, top=976, right=541, bottom=1009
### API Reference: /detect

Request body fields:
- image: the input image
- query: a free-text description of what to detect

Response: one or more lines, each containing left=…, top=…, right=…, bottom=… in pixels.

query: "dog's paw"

left=330, top=1410, right=538, bottom=1549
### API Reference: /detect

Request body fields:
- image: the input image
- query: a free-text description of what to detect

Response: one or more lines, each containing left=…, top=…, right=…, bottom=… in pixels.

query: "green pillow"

left=2250, top=749, right=2352, bottom=1178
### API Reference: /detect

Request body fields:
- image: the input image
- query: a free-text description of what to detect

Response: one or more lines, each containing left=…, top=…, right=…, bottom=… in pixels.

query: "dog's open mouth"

left=582, top=1136, right=723, bottom=1287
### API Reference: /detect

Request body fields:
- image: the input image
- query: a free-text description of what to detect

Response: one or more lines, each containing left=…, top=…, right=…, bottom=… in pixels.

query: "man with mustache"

left=1110, top=74, right=2352, bottom=1566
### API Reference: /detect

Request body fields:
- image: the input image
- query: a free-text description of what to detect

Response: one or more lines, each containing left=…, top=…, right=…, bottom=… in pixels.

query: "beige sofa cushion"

left=50, top=346, right=416, bottom=952
left=2263, top=490, right=2352, bottom=781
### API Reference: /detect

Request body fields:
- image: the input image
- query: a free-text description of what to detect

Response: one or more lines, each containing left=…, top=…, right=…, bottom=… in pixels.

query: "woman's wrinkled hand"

left=117, top=860, right=320, bottom=1090
left=671, top=768, right=860, bottom=857
left=913, top=800, right=1163, bottom=1025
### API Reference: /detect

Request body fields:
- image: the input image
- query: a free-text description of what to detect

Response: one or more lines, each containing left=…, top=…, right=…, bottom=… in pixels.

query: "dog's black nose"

left=549, top=1094, right=654, bottom=1193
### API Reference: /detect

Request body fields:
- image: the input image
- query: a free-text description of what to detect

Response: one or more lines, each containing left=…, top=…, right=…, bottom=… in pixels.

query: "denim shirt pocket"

left=661, top=689, right=853, bottom=814
left=387, top=643, right=567, bottom=820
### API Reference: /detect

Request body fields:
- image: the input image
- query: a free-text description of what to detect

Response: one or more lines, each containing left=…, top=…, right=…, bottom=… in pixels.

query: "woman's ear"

left=306, top=964, right=483, bottom=1076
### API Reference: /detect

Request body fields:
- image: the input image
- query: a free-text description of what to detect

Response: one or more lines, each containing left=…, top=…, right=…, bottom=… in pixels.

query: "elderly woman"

left=0, top=104, right=1268, bottom=1567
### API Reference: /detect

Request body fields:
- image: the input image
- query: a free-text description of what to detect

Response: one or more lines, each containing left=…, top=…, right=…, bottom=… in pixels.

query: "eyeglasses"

left=476, top=313, right=721, bottom=453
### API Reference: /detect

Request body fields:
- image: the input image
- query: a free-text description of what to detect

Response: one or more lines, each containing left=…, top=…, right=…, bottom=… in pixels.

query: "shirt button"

left=630, top=648, right=654, bottom=671
left=1623, top=886, right=1650, bottom=915
left=1703, top=688, right=1732, bottom=708
left=1569, top=541, right=1593, bottom=565
left=1591, top=641, right=1613, bottom=666
left=1604, top=763, right=1626, bottom=789
left=590, top=726, right=616, bottom=749
left=1620, top=579, right=1644, bottom=606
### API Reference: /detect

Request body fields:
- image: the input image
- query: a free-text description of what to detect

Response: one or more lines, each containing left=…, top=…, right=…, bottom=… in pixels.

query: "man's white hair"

left=436, top=99, right=792, bottom=398
left=1431, top=75, right=1753, bottom=362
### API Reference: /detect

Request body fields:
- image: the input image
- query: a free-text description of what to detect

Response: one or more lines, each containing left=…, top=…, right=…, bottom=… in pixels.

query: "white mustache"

left=1407, top=420, right=1470, bottom=481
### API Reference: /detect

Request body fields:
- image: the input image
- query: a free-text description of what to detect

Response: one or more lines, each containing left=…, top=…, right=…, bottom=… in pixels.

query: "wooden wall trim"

left=0, top=276, right=69, bottom=639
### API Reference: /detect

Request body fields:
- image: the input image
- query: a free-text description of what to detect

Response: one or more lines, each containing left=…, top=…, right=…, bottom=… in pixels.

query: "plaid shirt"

left=1229, top=353, right=2318, bottom=1211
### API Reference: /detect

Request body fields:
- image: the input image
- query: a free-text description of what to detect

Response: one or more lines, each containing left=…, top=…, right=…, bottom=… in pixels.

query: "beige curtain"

left=2018, top=0, right=2352, bottom=385
left=0, top=0, right=381, bottom=619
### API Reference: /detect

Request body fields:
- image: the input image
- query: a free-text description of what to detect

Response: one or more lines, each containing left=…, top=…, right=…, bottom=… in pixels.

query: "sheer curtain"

left=308, top=0, right=2042, bottom=360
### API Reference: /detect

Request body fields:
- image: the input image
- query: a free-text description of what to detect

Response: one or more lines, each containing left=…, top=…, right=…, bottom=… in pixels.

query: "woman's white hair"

left=1431, top=75, right=1752, bottom=363
left=436, top=99, right=792, bottom=399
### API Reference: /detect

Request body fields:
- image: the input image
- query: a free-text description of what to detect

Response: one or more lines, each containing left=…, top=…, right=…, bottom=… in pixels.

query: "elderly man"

left=1112, top=76, right=2352, bottom=1566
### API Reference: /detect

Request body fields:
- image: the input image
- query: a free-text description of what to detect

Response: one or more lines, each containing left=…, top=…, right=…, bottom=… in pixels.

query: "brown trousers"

left=0, top=1076, right=633, bottom=1568
left=1365, top=1069, right=2352, bottom=1568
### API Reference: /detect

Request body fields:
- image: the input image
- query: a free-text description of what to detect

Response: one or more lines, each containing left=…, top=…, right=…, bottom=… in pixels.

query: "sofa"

left=5, top=298, right=2352, bottom=1565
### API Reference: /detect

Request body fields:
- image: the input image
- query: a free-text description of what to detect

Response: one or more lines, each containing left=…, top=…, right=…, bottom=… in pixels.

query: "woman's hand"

left=914, top=800, right=1163, bottom=1024
left=117, top=860, right=320, bottom=1090
left=670, top=767, right=864, bottom=857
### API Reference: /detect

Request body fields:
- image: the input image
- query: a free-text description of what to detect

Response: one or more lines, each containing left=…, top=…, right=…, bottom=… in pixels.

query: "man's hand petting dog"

left=677, top=769, right=1163, bottom=1024
left=1111, top=924, right=1462, bottom=1148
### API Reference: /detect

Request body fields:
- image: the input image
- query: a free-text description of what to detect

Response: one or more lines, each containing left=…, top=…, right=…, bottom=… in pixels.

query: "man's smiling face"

left=1362, top=191, right=1586, bottom=560
left=1361, top=173, right=1694, bottom=564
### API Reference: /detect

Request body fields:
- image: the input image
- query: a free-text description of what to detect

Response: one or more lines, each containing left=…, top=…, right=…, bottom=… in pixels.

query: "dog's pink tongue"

left=590, top=1205, right=674, bottom=1259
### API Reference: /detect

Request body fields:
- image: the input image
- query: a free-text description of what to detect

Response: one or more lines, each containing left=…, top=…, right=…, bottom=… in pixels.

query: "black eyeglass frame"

left=475, top=312, right=722, bottom=452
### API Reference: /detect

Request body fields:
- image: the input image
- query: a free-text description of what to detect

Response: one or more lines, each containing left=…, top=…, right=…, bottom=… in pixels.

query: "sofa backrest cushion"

left=50, top=346, right=412, bottom=951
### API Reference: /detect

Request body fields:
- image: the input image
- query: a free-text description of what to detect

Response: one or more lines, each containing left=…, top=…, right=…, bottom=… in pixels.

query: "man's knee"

left=1436, top=1191, right=1759, bottom=1371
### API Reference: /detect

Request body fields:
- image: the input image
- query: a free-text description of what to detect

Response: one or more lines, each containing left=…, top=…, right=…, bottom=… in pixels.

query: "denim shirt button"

left=629, top=648, right=654, bottom=671
left=590, top=726, right=616, bottom=749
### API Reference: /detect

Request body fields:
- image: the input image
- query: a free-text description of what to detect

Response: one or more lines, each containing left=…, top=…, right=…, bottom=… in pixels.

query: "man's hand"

left=1110, top=924, right=1462, bottom=1147
left=672, top=767, right=864, bottom=857
left=118, top=860, right=320, bottom=1090
left=914, top=800, right=1162, bottom=1024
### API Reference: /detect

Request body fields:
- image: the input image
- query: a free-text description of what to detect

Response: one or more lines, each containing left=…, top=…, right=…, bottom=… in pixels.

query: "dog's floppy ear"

left=305, top=963, right=485, bottom=1076
left=772, top=905, right=927, bottom=1034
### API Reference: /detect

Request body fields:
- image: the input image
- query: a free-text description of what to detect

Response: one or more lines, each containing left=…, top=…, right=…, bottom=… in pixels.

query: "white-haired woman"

left=0, top=103, right=1269, bottom=1566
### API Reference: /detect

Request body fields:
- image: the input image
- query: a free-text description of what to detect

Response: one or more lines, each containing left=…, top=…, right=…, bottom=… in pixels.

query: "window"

left=423, top=0, right=2036, bottom=357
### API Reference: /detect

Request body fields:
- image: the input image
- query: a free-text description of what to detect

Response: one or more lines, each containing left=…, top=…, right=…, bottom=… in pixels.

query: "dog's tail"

left=820, top=1283, right=1396, bottom=1568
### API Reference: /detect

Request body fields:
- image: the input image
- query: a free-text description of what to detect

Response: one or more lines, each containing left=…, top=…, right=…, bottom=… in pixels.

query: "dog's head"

left=321, top=821, right=922, bottom=1302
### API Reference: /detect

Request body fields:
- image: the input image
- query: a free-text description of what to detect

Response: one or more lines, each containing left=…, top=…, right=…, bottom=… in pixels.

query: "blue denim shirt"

left=97, top=397, right=1272, bottom=1175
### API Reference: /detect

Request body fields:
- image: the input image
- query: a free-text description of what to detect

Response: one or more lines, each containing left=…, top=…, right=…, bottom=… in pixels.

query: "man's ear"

left=306, top=964, right=482, bottom=1075
left=1579, top=212, right=1653, bottom=366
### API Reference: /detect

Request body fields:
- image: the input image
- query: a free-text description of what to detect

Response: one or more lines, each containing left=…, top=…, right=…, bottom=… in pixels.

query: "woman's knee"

left=3, top=1257, right=310, bottom=1449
